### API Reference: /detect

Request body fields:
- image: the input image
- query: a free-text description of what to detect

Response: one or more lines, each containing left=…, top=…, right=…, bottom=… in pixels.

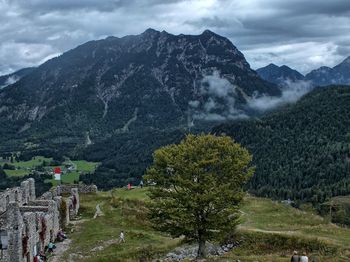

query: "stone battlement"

left=55, top=184, right=98, bottom=195
left=0, top=179, right=92, bottom=262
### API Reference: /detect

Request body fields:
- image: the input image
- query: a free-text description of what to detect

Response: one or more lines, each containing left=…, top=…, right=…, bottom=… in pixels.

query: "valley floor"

left=49, top=189, right=350, bottom=262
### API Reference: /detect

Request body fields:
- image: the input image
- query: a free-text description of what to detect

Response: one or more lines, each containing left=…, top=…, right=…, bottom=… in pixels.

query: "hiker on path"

left=119, top=231, right=125, bottom=243
left=139, top=180, right=144, bottom=188
left=300, top=252, right=309, bottom=262
left=291, top=251, right=299, bottom=262
left=93, top=204, right=103, bottom=219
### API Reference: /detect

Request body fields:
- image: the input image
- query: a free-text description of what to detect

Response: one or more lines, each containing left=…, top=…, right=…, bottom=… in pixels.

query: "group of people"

left=127, top=180, right=144, bottom=190
left=33, top=229, right=67, bottom=262
left=291, top=251, right=316, bottom=262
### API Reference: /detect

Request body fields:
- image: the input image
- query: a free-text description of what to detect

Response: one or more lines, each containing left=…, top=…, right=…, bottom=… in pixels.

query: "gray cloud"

left=189, top=72, right=248, bottom=122
left=247, top=79, right=313, bottom=111
left=0, top=75, right=20, bottom=89
left=189, top=72, right=313, bottom=124
left=0, top=0, right=349, bottom=75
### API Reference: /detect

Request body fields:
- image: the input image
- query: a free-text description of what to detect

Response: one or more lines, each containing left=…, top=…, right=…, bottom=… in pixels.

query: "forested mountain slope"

left=0, top=67, right=35, bottom=89
left=0, top=29, right=280, bottom=188
left=213, top=85, right=350, bottom=204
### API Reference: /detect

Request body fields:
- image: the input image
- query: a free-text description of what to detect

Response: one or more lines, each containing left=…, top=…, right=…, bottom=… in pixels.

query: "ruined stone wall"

left=0, top=187, right=23, bottom=214
left=2, top=203, right=24, bottom=262
left=23, top=212, right=39, bottom=262
left=0, top=178, right=85, bottom=262
left=56, top=184, right=97, bottom=194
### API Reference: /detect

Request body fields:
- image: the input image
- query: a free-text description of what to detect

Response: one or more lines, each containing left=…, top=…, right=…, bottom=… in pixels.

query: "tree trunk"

left=197, top=239, right=206, bottom=258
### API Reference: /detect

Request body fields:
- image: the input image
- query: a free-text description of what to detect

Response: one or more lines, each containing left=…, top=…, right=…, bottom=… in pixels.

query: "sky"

left=1, top=0, right=350, bottom=75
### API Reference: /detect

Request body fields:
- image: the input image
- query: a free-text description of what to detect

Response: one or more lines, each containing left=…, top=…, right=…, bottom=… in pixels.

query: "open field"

left=53, top=189, right=350, bottom=262
left=1, top=156, right=99, bottom=184
left=1, top=156, right=52, bottom=177
left=50, top=160, right=99, bottom=185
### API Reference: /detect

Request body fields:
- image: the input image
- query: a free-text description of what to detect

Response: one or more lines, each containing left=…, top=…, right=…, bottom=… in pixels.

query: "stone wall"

left=0, top=179, right=87, bottom=262
left=55, top=184, right=97, bottom=195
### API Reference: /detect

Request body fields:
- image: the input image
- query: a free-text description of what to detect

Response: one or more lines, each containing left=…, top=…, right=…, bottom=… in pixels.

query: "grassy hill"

left=52, top=188, right=350, bottom=262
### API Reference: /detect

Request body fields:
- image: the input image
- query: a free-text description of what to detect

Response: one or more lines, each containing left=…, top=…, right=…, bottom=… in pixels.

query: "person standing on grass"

left=291, top=251, right=299, bottom=262
left=119, top=231, right=125, bottom=243
left=300, top=252, right=309, bottom=262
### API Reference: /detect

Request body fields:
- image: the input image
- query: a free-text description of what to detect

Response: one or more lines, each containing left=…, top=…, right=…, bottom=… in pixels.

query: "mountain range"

left=0, top=29, right=281, bottom=187
left=256, top=63, right=305, bottom=87
left=257, top=56, right=350, bottom=87
left=0, top=29, right=349, bottom=199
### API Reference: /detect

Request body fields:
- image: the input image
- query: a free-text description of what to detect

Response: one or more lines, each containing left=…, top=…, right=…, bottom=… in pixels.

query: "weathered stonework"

left=0, top=179, right=86, bottom=262
left=55, top=184, right=97, bottom=194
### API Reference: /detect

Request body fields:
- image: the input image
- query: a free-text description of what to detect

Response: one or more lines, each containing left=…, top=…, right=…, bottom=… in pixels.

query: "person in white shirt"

left=119, top=231, right=125, bottom=243
left=300, top=252, right=309, bottom=262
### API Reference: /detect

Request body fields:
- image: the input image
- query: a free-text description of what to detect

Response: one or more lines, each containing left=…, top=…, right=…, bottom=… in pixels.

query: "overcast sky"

left=1, top=0, right=350, bottom=75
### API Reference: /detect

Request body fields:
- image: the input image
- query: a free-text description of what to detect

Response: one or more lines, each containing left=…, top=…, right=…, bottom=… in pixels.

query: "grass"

left=1, top=156, right=52, bottom=177
left=50, top=159, right=99, bottom=185
left=58, top=189, right=350, bottom=262
left=51, top=172, right=81, bottom=186
left=4, top=169, right=30, bottom=177
left=239, top=196, right=350, bottom=247
left=13, top=156, right=52, bottom=168
left=69, top=160, right=99, bottom=173
left=222, top=196, right=350, bottom=261
left=1, top=156, right=99, bottom=184
left=61, top=189, right=180, bottom=262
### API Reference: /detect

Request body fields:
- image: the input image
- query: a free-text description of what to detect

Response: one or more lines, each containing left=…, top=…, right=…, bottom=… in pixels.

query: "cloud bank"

left=0, top=0, right=350, bottom=75
left=189, top=72, right=248, bottom=122
left=189, top=72, right=313, bottom=124
left=247, top=79, right=313, bottom=111
left=0, top=75, right=20, bottom=89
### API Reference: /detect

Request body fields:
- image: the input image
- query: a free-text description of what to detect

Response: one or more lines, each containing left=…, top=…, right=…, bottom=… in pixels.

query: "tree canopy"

left=214, top=85, right=350, bottom=205
left=145, top=134, right=254, bottom=257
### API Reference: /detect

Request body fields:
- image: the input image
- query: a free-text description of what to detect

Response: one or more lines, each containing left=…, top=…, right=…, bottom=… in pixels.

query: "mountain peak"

left=256, top=63, right=304, bottom=86
left=265, top=63, right=279, bottom=69
left=142, top=28, right=160, bottom=36
left=201, top=29, right=218, bottom=37
left=280, top=65, right=292, bottom=70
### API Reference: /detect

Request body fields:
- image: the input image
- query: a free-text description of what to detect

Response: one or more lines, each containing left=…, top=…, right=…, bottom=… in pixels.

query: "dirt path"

left=48, top=219, right=86, bottom=262
left=48, top=239, right=72, bottom=262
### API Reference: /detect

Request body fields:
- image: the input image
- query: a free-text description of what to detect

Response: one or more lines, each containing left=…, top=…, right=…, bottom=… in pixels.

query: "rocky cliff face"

left=0, top=29, right=279, bottom=153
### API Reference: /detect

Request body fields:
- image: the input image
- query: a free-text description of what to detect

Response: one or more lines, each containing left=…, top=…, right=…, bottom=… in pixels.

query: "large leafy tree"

left=145, top=134, right=254, bottom=258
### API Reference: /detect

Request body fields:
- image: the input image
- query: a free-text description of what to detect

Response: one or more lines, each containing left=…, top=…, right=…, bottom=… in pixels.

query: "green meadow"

left=55, top=189, right=350, bottom=262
